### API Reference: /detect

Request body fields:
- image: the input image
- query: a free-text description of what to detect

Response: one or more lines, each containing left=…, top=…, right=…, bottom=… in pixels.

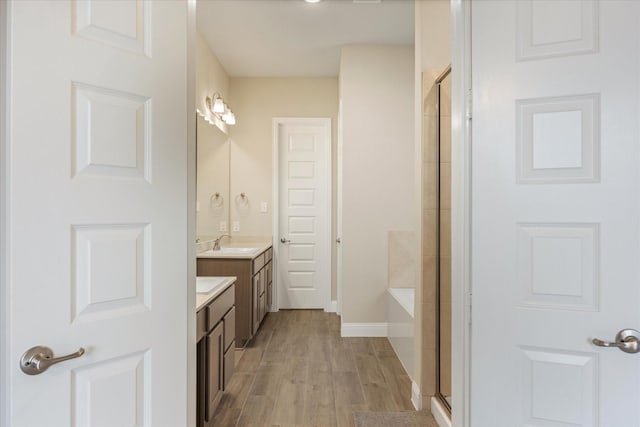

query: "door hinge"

left=465, top=88, right=473, bottom=120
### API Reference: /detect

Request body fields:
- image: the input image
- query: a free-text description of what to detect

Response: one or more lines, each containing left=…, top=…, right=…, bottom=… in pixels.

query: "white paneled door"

left=4, top=1, right=190, bottom=425
left=472, top=1, right=640, bottom=426
left=276, top=119, right=331, bottom=310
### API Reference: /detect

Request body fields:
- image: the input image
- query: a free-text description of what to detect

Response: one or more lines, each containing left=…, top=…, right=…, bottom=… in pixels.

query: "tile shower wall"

left=388, top=230, right=417, bottom=288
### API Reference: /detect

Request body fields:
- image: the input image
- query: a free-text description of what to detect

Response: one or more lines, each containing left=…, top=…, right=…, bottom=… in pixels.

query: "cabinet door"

left=252, top=273, right=260, bottom=335
left=196, top=339, right=206, bottom=427
left=206, top=321, right=224, bottom=422
left=265, top=261, right=273, bottom=310
left=223, top=307, right=235, bottom=352
left=223, top=344, right=235, bottom=390
left=259, top=292, right=266, bottom=323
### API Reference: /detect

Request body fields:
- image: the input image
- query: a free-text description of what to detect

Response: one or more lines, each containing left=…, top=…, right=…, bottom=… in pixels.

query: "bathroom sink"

left=196, top=277, right=227, bottom=294
left=206, top=247, right=260, bottom=256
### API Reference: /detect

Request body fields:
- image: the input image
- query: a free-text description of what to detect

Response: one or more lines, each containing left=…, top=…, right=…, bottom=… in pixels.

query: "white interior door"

left=4, top=1, right=191, bottom=425
left=276, top=118, right=331, bottom=310
left=472, top=1, right=640, bottom=426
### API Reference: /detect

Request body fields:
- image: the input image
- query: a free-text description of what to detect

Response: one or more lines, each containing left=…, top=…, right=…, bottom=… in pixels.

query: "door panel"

left=472, top=1, right=640, bottom=426
left=277, top=120, right=331, bottom=309
left=6, top=1, right=189, bottom=425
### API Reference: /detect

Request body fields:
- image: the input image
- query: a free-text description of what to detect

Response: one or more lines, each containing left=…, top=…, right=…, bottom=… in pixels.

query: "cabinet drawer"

left=252, top=253, right=264, bottom=273
left=223, top=344, right=235, bottom=390
left=223, top=306, right=235, bottom=351
left=208, top=284, right=235, bottom=331
left=264, top=247, right=273, bottom=262
left=197, top=309, right=207, bottom=342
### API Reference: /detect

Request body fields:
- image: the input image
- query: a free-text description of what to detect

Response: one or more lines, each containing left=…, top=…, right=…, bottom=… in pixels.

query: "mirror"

left=196, top=114, right=230, bottom=240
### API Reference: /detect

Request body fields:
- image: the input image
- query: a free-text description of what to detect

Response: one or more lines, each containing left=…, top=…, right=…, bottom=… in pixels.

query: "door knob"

left=336, top=238, right=341, bottom=243
left=20, top=346, right=85, bottom=375
left=280, top=238, right=290, bottom=244
left=592, top=329, right=640, bottom=354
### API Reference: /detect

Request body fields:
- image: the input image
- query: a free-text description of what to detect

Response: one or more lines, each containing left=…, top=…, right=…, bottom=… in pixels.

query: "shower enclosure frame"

left=435, top=64, right=452, bottom=415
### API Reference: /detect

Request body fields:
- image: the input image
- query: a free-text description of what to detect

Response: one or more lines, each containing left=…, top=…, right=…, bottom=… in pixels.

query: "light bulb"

left=213, top=97, right=225, bottom=113
left=226, top=112, right=236, bottom=125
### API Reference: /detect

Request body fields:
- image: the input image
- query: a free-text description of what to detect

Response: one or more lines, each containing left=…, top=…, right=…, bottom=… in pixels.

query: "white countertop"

left=196, top=242, right=272, bottom=260
left=196, top=276, right=236, bottom=311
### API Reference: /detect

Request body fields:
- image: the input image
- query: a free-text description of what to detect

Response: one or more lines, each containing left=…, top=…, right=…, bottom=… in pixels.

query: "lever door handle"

left=20, top=346, right=85, bottom=375
left=592, top=329, right=640, bottom=354
left=280, top=238, right=291, bottom=244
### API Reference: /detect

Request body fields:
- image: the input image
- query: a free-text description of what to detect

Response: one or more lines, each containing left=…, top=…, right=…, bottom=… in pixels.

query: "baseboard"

left=411, top=381, right=422, bottom=410
left=326, top=300, right=338, bottom=313
left=340, top=322, right=388, bottom=337
left=431, top=397, right=451, bottom=427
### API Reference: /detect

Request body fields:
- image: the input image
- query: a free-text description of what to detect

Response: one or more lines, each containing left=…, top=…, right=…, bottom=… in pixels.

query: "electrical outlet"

left=232, top=221, right=240, bottom=232
left=219, top=221, right=227, bottom=232
left=260, top=202, right=268, bottom=213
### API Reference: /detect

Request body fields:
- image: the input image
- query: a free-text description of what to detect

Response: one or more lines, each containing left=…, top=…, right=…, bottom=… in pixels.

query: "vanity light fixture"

left=304, top=0, right=322, bottom=3
left=205, top=92, right=236, bottom=126
left=212, top=94, right=225, bottom=113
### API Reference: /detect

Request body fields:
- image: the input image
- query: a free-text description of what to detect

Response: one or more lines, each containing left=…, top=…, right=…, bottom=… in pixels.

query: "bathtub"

left=387, top=287, right=415, bottom=381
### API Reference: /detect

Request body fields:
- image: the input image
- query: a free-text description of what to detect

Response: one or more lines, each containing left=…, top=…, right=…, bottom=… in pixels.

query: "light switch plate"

left=219, top=221, right=227, bottom=232
left=232, top=221, right=240, bottom=232
left=260, top=202, right=268, bottom=213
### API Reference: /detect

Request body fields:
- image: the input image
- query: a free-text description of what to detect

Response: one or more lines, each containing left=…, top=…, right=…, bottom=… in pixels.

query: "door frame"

left=336, top=102, right=343, bottom=316
left=450, top=1, right=472, bottom=426
left=1, top=0, right=10, bottom=424
left=272, top=117, right=332, bottom=312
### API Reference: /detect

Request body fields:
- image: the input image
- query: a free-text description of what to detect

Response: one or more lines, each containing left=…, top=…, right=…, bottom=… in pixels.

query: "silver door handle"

left=592, top=329, right=640, bottom=354
left=280, top=238, right=290, bottom=244
left=20, top=346, right=85, bottom=375
left=336, top=238, right=341, bottom=243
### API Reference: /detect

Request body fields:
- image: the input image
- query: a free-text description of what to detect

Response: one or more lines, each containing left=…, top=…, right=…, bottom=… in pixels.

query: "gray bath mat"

left=353, top=411, right=439, bottom=427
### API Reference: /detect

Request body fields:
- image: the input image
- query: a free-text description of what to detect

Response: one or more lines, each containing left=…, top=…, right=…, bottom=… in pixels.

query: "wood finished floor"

left=212, top=309, right=435, bottom=427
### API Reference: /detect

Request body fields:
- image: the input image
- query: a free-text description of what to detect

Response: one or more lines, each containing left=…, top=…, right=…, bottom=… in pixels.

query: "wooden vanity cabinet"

left=196, top=284, right=235, bottom=427
left=197, top=246, right=273, bottom=347
left=206, top=322, right=223, bottom=421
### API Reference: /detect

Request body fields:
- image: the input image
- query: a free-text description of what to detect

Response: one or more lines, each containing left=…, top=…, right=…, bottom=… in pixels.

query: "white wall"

left=340, top=45, right=415, bottom=324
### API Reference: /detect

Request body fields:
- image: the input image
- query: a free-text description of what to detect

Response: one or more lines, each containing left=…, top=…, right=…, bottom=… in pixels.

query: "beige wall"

left=196, top=32, right=231, bottom=239
left=228, top=77, right=339, bottom=299
left=196, top=33, right=229, bottom=123
left=419, top=0, right=451, bottom=70
left=340, top=45, right=415, bottom=324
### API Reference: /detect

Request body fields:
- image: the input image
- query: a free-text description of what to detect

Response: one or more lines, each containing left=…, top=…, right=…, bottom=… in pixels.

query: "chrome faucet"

left=212, top=234, right=230, bottom=251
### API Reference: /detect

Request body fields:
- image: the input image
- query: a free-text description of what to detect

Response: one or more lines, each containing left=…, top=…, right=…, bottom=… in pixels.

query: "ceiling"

left=197, top=0, right=415, bottom=77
